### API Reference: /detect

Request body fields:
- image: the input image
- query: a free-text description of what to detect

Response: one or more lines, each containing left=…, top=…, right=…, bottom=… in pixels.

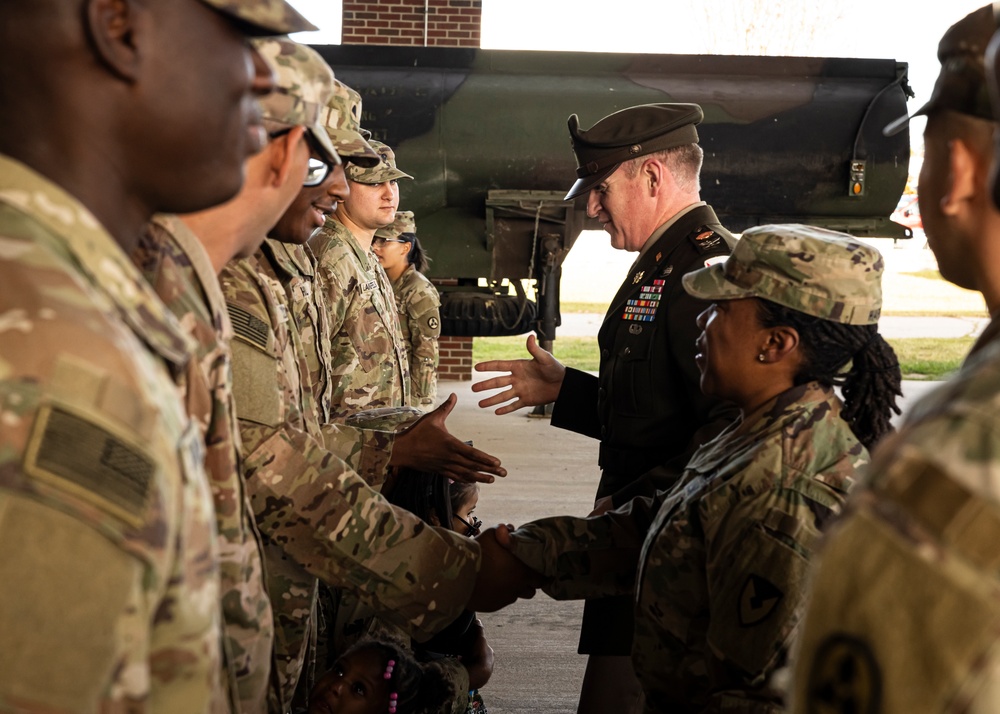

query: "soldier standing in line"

left=483, top=225, right=902, bottom=713
left=789, top=7, right=1000, bottom=712
left=131, top=36, right=335, bottom=713
left=472, top=103, right=739, bottom=712
left=309, top=140, right=413, bottom=415
left=0, top=0, right=308, bottom=710
left=219, top=53, right=517, bottom=709
left=373, top=211, right=442, bottom=412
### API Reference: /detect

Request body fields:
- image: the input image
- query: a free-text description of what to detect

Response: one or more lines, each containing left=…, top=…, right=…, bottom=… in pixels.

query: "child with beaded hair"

left=309, top=636, right=457, bottom=714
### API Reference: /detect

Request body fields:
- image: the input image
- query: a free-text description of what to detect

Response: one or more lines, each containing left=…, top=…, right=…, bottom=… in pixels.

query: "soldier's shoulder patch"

left=806, top=634, right=881, bottom=714
left=689, top=228, right=724, bottom=254
left=427, top=316, right=439, bottom=330
left=228, top=303, right=271, bottom=351
left=24, top=404, right=155, bottom=530
left=738, top=573, right=783, bottom=626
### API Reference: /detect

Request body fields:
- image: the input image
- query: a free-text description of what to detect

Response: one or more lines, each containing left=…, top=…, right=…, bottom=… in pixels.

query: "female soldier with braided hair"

left=485, top=224, right=901, bottom=713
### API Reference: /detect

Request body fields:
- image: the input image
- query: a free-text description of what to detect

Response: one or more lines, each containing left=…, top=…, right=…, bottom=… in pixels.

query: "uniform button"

left=623, top=347, right=631, bottom=356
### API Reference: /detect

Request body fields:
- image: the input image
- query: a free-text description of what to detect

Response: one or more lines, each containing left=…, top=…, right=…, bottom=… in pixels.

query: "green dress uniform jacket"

left=550, top=203, right=739, bottom=654
left=790, top=321, right=1000, bottom=714
left=510, top=382, right=864, bottom=713
left=133, top=215, right=277, bottom=713
left=0, top=155, right=224, bottom=712
left=391, top=264, right=441, bottom=410
left=220, top=247, right=476, bottom=709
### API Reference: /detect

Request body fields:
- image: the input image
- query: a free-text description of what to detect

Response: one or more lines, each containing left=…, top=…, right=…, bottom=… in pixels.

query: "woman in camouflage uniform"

left=498, top=224, right=903, bottom=713
left=373, top=211, right=441, bottom=411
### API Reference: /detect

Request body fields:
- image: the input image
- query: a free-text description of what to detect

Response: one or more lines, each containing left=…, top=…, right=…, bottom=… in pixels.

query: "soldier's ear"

left=761, top=325, right=800, bottom=365
left=270, top=126, right=308, bottom=188
left=941, top=137, right=979, bottom=217
left=85, top=0, right=146, bottom=82
left=642, top=159, right=667, bottom=197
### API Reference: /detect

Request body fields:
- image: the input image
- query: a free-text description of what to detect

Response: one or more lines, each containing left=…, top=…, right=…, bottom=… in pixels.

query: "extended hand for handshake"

left=467, top=525, right=547, bottom=612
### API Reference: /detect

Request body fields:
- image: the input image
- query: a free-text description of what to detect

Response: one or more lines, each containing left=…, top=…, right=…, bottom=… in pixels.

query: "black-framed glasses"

left=372, top=237, right=409, bottom=247
left=303, top=157, right=332, bottom=187
left=269, top=127, right=333, bottom=188
left=454, top=514, right=482, bottom=537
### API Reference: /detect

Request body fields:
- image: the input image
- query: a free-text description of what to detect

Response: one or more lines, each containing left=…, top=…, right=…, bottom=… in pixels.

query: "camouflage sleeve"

left=790, top=405, right=1000, bottom=714
left=319, top=421, right=393, bottom=486
left=242, top=421, right=480, bottom=639
left=222, top=263, right=478, bottom=638
left=701, top=466, right=816, bottom=692
left=507, top=494, right=664, bottom=600
left=404, top=288, right=440, bottom=409
left=0, top=262, right=220, bottom=712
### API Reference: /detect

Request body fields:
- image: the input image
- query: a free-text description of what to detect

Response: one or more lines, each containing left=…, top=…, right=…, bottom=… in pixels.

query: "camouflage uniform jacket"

left=790, top=320, right=1000, bottom=714
left=220, top=253, right=479, bottom=708
left=133, top=215, right=277, bottom=714
left=392, top=264, right=440, bottom=410
left=310, top=218, right=410, bottom=415
left=509, top=382, right=865, bottom=714
left=0, top=154, right=223, bottom=712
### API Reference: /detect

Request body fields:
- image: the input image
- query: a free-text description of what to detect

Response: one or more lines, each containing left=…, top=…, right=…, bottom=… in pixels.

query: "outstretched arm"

left=390, top=393, right=506, bottom=483
left=471, top=334, right=567, bottom=415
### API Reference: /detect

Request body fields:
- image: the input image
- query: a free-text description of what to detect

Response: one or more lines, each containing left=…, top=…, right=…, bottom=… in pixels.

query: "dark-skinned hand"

left=468, top=525, right=545, bottom=612
left=457, top=618, right=494, bottom=690
left=389, top=393, right=506, bottom=483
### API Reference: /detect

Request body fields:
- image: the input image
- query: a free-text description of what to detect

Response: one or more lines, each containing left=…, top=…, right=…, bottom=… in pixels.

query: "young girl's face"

left=451, top=489, right=480, bottom=537
left=309, top=648, right=391, bottom=714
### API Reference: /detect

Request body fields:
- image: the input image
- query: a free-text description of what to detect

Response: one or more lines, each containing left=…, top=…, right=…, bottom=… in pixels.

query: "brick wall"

left=439, top=336, right=473, bottom=381
left=342, top=0, right=481, bottom=47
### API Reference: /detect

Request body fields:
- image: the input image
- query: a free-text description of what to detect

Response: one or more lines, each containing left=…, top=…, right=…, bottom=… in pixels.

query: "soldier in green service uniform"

left=479, top=225, right=902, bottom=713
left=790, top=7, right=1000, bottom=713
left=373, top=211, right=442, bottom=412
left=131, top=35, right=337, bottom=713
left=473, top=102, right=741, bottom=711
left=0, top=0, right=310, bottom=711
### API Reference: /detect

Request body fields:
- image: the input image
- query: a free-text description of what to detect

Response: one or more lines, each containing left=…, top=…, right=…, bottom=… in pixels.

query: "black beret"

left=564, top=103, right=703, bottom=200
left=884, top=4, right=998, bottom=136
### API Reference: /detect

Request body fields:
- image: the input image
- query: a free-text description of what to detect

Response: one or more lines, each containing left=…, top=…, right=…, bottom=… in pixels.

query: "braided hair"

left=351, top=637, right=457, bottom=714
left=756, top=298, right=902, bottom=450
left=383, top=469, right=452, bottom=528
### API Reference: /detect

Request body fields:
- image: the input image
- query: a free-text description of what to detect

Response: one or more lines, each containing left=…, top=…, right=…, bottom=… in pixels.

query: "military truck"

left=315, top=45, right=912, bottom=341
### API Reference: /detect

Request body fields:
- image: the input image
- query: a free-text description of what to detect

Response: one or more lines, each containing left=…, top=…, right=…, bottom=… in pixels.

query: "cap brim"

left=326, top=129, right=381, bottom=167
left=348, top=166, right=414, bottom=183
left=681, top=261, right=756, bottom=301
left=307, top=126, right=342, bottom=166
left=202, top=0, right=318, bottom=35
left=563, top=163, right=619, bottom=201
left=883, top=100, right=930, bottom=137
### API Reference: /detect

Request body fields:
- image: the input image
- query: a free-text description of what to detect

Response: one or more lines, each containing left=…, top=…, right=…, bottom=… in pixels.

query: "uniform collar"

left=152, top=213, right=234, bottom=342
left=685, top=382, right=838, bottom=473
left=0, top=154, right=193, bottom=369
left=261, top=238, right=318, bottom=279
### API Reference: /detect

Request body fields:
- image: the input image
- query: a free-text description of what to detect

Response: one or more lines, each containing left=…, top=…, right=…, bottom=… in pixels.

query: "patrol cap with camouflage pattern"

left=321, top=80, right=381, bottom=167
left=564, top=103, right=703, bottom=201
left=200, top=0, right=316, bottom=35
left=884, top=4, right=999, bottom=136
left=682, top=224, right=883, bottom=325
left=346, top=140, right=414, bottom=184
left=344, top=406, right=424, bottom=432
left=375, top=210, right=417, bottom=242
left=253, top=37, right=340, bottom=165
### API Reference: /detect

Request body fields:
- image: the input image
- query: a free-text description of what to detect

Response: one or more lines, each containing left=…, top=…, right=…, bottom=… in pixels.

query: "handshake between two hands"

left=467, top=524, right=546, bottom=612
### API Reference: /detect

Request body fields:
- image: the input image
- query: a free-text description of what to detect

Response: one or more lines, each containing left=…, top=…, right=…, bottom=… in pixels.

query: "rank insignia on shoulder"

left=704, top=255, right=728, bottom=268
left=691, top=229, right=723, bottom=254
left=632, top=270, right=645, bottom=284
